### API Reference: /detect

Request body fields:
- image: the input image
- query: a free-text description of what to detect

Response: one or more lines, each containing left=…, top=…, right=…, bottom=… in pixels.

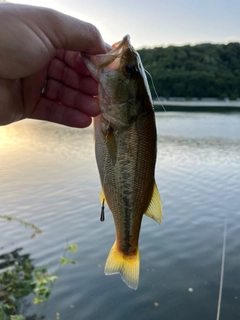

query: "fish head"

left=82, top=35, right=153, bottom=128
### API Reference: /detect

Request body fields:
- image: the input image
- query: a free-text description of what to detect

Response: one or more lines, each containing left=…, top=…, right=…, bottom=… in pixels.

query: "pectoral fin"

left=145, top=181, right=162, bottom=224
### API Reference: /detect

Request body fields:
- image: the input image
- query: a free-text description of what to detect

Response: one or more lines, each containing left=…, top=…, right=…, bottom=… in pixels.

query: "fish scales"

left=82, top=35, right=162, bottom=289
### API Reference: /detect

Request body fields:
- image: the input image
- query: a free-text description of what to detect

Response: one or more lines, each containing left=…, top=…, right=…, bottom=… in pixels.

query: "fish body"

left=82, top=35, right=162, bottom=289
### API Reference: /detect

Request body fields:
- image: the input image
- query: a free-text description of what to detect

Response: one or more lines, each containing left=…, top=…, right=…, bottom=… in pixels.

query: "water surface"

left=0, top=113, right=240, bottom=319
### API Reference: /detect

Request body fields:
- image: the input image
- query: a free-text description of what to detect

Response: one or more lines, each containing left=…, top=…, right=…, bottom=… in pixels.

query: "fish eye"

left=125, top=63, right=138, bottom=77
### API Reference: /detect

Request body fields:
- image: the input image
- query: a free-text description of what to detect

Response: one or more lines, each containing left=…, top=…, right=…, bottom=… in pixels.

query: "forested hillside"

left=138, top=42, right=240, bottom=99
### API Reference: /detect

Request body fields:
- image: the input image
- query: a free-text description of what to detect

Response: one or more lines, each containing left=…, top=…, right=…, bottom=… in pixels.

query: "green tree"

left=138, top=42, right=240, bottom=99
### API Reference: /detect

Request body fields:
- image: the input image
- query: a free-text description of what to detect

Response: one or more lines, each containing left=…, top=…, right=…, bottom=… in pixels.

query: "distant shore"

left=153, top=98, right=240, bottom=112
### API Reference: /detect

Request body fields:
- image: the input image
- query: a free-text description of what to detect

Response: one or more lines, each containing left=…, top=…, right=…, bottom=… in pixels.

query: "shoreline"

left=154, top=99, right=240, bottom=112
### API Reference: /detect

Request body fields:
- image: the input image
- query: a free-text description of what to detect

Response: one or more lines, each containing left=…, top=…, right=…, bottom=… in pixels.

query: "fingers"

left=55, top=51, right=94, bottom=76
left=43, top=78, right=100, bottom=117
left=32, top=98, right=92, bottom=128
left=48, top=57, right=98, bottom=94
left=43, top=9, right=108, bottom=55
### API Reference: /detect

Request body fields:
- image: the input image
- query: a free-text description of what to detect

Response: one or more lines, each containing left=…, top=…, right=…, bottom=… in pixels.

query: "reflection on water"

left=0, top=113, right=240, bottom=319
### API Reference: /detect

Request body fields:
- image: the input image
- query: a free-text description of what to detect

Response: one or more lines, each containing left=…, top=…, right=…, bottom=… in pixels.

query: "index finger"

left=55, top=50, right=91, bottom=76
left=48, top=11, right=108, bottom=55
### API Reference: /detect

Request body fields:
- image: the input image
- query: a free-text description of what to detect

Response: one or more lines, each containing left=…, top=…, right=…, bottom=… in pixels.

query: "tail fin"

left=104, top=242, right=140, bottom=290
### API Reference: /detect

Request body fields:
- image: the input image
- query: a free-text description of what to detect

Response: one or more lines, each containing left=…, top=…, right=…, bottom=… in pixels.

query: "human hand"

left=0, top=3, right=109, bottom=128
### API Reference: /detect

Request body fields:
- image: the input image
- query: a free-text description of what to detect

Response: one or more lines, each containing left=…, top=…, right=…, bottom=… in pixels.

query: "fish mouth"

left=99, top=35, right=132, bottom=72
left=82, top=35, right=131, bottom=72
left=110, top=34, right=131, bottom=56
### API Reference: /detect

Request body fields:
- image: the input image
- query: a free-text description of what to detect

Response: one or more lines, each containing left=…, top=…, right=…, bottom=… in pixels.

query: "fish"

left=82, top=35, right=162, bottom=290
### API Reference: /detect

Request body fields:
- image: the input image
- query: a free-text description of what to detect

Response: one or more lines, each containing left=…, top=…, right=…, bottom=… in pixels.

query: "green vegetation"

left=0, top=245, right=77, bottom=320
left=0, top=215, right=77, bottom=320
left=0, top=215, right=42, bottom=238
left=138, top=42, right=240, bottom=99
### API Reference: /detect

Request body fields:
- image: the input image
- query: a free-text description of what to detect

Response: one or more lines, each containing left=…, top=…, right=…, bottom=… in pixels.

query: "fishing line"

left=145, top=64, right=228, bottom=319
left=144, top=69, right=167, bottom=113
left=144, top=68, right=177, bottom=136
left=216, top=213, right=228, bottom=320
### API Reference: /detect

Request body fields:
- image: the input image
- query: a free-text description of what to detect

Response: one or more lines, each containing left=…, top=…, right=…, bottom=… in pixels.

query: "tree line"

left=138, top=42, right=240, bottom=100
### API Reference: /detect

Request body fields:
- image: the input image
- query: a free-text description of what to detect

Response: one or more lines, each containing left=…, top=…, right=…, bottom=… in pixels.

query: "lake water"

left=0, top=112, right=240, bottom=320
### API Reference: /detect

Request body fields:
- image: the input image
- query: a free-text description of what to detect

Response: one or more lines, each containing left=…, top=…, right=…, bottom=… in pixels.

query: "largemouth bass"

left=82, top=35, right=162, bottom=290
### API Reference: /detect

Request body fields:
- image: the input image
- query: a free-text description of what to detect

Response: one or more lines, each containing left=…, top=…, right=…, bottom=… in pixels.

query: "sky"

left=4, top=0, right=240, bottom=49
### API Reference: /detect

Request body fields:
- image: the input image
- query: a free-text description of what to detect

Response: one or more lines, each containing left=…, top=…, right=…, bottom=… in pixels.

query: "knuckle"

left=86, top=22, right=102, bottom=43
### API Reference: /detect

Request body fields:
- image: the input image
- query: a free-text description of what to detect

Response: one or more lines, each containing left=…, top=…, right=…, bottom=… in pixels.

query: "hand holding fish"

left=0, top=3, right=109, bottom=127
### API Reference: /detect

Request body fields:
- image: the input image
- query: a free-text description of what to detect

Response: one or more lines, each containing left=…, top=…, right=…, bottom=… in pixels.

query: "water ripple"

left=0, top=114, right=240, bottom=319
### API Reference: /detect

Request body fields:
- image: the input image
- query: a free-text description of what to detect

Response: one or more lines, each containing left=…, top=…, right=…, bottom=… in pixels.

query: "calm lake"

left=0, top=112, right=240, bottom=320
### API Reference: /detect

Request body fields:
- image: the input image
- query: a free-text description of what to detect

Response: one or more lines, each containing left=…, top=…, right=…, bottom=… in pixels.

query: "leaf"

left=49, top=276, right=58, bottom=283
left=10, top=316, right=26, bottom=320
left=34, top=297, right=44, bottom=304
left=65, top=244, right=78, bottom=253
left=60, top=257, right=67, bottom=264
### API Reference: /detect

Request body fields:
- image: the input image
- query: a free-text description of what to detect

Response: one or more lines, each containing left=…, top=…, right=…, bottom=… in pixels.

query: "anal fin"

left=145, top=181, right=162, bottom=224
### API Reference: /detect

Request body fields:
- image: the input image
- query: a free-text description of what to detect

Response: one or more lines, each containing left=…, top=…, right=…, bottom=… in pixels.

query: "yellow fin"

left=100, top=189, right=107, bottom=206
left=145, top=181, right=162, bottom=224
left=104, top=242, right=140, bottom=290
